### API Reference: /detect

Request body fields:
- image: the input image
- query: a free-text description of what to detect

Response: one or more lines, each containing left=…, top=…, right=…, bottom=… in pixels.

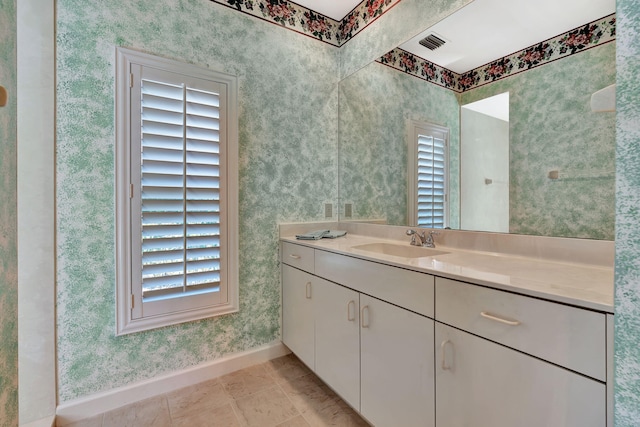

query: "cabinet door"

left=282, top=264, right=315, bottom=369
left=360, top=295, right=434, bottom=427
left=315, top=278, right=361, bottom=410
left=435, top=323, right=606, bottom=427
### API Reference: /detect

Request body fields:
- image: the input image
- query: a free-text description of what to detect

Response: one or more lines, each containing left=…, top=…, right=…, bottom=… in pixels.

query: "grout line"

left=159, top=396, right=171, bottom=425
left=215, top=379, right=246, bottom=427
left=228, top=399, right=246, bottom=427
left=276, top=380, right=309, bottom=426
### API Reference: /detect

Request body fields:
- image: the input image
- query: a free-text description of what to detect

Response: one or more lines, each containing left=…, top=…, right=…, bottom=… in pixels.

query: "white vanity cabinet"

left=281, top=264, right=315, bottom=370
left=281, top=241, right=362, bottom=409
left=315, top=248, right=436, bottom=426
left=435, top=277, right=607, bottom=427
left=360, top=294, right=434, bottom=427
left=281, top=242, right=436, bottom=426
left=280, top=239, right=610, bottom=427
left=314, top=277, right=361, bottom=410
left=435, top=323, right=605, bottom=427
left=281, top=242, right=316, bottom=369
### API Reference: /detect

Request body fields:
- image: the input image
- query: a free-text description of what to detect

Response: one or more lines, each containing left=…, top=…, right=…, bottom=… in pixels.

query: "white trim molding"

left=17, top=0, right=57, bottom=423
left=19, top=416, right=56, bottom=427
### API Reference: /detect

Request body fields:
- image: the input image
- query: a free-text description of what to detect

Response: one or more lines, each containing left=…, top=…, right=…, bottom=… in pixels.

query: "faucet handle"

left=423, top=230, right=439, bottom=248
left=406, top=229, right=421, bottom=246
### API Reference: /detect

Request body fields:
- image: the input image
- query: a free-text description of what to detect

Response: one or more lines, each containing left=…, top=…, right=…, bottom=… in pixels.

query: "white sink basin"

left=352, top=243, right=449, bottom=259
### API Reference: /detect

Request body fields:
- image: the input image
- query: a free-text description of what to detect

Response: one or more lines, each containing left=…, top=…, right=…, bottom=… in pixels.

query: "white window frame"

left=115, top=47, right=239, bottom=335
left=407, top=120, right=449, bottom=228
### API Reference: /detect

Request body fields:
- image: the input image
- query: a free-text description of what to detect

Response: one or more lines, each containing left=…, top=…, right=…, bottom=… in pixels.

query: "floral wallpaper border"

left=376, top=13, right=616, bottom=93
left=377, top=47, right=459, bottom=90
left=337, top=0, right=401, bottom=45
left=209, top=0, right=401, bottom=46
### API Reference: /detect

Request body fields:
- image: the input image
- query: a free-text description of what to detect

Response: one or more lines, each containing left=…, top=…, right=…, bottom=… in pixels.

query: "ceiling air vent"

left=419, top=34, right=446, bottom=50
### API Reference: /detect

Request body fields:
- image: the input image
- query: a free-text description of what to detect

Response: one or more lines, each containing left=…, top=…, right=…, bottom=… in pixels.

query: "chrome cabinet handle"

left=347, top=300, right=356, bottom=321
left=361, top=305, right=370, bottom=328
left=305, top=282, right=311, bottom=299
left=289, top=254, right=301, bottom=259
left=441, top=340, right=452, bottom=371
left=480, top=311, right=521, bottom=326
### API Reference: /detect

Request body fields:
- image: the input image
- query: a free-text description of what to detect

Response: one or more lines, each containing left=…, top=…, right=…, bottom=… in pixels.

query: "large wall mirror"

left=338, top=0, right=616, bottom=240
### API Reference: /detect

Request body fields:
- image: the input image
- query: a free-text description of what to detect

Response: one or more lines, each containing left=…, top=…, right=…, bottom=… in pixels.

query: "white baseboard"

left=55, top=341, right=289, bottom=426
left=20, top=415, right=56, bottom=427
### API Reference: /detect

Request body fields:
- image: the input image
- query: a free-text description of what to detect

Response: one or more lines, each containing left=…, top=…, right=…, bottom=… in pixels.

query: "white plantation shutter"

left=408, top=121, right=449, bottom=228
left=417, top=134, right=446, bottom=227
left=116, top=48, right=238, bottom=334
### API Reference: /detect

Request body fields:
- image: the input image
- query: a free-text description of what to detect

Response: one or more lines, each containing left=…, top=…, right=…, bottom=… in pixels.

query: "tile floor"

left=63, top=354, right=371, bottom=427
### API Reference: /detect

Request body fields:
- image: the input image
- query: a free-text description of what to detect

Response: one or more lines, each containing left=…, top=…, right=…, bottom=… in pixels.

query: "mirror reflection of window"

left=408, top=121, right=449, bottom=228
left=460, top=92, right=509, bottom=233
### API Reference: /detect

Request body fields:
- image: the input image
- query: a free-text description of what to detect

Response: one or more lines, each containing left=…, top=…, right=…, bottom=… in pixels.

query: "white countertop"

left=281, top=234, right=614, bottom=313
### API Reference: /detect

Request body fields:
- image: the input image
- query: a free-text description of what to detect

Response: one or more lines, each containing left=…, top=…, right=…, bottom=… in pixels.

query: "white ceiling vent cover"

left=419, top=33, right=447, bottom=50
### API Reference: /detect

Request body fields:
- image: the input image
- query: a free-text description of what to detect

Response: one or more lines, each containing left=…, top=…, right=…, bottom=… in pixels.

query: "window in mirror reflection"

left=460, top=92, right=509, bottom=233
left=408, top=121, right=449, bottom=228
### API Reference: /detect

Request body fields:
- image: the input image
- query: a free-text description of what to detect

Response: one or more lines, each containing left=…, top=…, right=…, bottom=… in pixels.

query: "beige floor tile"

left=102, top=395, right=171, bottom=427
left=265, top=354, right=313, bottom=384
left=219, top=363, right=276, bottom=399
left=62, top=414, right=103, bottom=427
left=167, top=379, right=230, bottom=420
left=233, top=385, right=300, bottom=427
left=275, top=415, right=312, bottom=427
left=171, top=402, right=241, bottom=427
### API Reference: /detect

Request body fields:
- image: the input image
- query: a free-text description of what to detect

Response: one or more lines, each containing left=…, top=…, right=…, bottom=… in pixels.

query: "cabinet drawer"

left=281, top=242, right=314, bottom=273
left=435, top=277, right=606, bottom=381
left=315, top=250, right=434, bottom=318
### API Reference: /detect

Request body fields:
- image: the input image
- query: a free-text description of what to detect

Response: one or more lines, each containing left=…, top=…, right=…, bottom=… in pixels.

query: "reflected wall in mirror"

left=338, top=1, right=616, bottom=240
left=338, top=59, right=461, bottom=228
left=460, top=92, right=510, bottom=233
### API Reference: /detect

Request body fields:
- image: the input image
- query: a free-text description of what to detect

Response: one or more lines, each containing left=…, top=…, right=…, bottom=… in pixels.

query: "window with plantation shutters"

left=408, top=121, right=449, bottom=229
left=116, top=48, right=238, bottom=335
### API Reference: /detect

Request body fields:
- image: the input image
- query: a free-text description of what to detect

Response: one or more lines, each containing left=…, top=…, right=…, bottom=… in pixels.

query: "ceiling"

left=399, top=0, right=616, bottom=73
left=293, top=0, right=363, bottom=21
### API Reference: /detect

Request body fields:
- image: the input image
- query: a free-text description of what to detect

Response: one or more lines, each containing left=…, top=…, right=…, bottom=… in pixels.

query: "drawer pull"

left=361, top=305, right=370, bottom=328
left=305, top=282, right=312, bottom=299
left=480, top=311, right=521, bottom=326
left=289, top=254, right=302, bottom=259
left=347, top=300, right=356, bottom=321
left=440, top=340, right=452, bottom=371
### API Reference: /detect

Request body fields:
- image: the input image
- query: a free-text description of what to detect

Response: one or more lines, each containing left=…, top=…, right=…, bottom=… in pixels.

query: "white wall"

left=460, top=107, right=509, bottom=232
left=17, top=0, right=56, bottom=423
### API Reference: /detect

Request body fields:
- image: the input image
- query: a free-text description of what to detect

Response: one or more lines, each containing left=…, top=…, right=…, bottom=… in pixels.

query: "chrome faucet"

left=406, top=229, right=440, bottom=248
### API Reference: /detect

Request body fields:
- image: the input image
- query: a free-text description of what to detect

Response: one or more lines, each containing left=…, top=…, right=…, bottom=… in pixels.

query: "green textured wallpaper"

left=339, top=61, right=461, bottom=227
left=0, top=0, right=18, bottom=425
left=615, top=0, right=640, bottom=424
left=56, top=0, right=338, bottom=401
left=461, top=42, right=616, bottom=240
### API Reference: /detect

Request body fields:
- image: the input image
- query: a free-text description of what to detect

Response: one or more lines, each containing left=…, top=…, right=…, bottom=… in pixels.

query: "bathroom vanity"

left=279, top=226, right=613, bottom=427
